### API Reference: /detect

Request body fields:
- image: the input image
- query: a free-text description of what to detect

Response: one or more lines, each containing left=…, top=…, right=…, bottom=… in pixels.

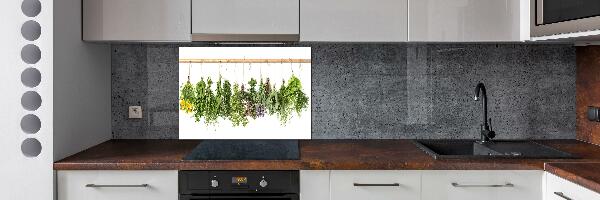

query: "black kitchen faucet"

left=474, top=82, right=495, bottom=143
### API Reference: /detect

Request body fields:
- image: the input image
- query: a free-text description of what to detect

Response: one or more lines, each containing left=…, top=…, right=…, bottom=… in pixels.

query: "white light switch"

left=129, top=106, right=143, bottom=119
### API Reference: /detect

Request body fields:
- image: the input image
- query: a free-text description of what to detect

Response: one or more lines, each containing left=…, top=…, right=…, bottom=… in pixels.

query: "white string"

left=187, top=61, right=191, bottom=82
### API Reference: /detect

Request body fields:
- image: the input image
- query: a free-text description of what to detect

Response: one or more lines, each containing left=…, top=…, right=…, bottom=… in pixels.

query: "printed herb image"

left=179, top=47, right=311, bottom=139
left=179, top=75, right=309, bottom=127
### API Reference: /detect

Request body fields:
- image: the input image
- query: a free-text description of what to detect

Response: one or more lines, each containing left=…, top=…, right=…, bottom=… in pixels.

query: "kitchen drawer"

left=57, top=170, right=178, bottom=200
left=545, top=172, right=600, bottom=200
left=422, top=170, right=543, bottom=200
left=330, top=170, right=420, bottom=200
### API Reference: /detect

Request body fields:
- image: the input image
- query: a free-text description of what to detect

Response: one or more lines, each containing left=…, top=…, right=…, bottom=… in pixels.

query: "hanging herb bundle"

left=179, top=74, right=309, bottom=127
left=204, top=77, right=219, bottom=125
left=288, top=75, right=309, bottom=115
left=256, top=78, right=268, bottom=117
left=229, top=83, right=248, bottom=126
left=221, top=80, right=232, bottom=117
left=246, top=78, right=259, bottom=119
left=193, top=78, right=207, bottom=122
left=179, top=81, right=195, bottom=113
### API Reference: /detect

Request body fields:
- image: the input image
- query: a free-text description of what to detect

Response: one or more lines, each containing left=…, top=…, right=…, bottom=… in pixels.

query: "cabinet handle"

left=353, top=183, right=400, bottom=187
left=85, top=184, right=149, bottom=188
left=451, top=182, right=514, bottom=188
left=553, top=192, right=573, bottom=200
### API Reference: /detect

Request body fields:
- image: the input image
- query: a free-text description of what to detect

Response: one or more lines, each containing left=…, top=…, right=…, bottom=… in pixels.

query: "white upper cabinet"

left=409, top=0, right=530, bottom=42
left=300, top=0, right=408, bottom=42
left=82, top=0, right=191, bottom=42
left=191, top=0, right=300, bottom=41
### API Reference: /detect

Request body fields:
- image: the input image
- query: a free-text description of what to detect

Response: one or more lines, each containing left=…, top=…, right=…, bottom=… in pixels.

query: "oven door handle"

left=181, top=194, right=299, bottom=200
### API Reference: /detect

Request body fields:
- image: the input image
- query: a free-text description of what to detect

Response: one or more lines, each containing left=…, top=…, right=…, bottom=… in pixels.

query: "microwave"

left=532, top=0, right=600, bottom=37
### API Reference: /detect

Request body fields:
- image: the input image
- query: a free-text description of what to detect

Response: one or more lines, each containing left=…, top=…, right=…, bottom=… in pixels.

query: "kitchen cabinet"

left=300, top=0, right=408, bottom=42
left=545, top=172, right=600, bottom=200
left=330, top=170, right=421, bottom=200
left=191, top=0, right=299, bottom=41
left=421, top=170, right=543, bottom=200
left=300, top=171, right=330, bottom=200
left=82, top=0, right=191, bottom=41
left=57, top=170, right=178, bottom=200
left=408, top=0, right=529, bottom=42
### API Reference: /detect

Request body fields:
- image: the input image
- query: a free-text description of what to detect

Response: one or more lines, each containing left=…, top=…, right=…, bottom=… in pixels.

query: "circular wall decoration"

left=21, top=91, right=42, bottom=111
left=21, top=0, right=41, bottom=17
left=21, top=44, right=41, bottom=64
left=21, top=68, right=41, bottom=88
left=20, top=114, right=41, bottom=134
left=21, top=20, right=41, bottom=41
left=21, top=138, right=42, bottom=157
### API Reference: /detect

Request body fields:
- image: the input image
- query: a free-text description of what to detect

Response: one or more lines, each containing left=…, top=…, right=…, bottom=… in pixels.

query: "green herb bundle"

left=180, top=75, right=309, bottom=127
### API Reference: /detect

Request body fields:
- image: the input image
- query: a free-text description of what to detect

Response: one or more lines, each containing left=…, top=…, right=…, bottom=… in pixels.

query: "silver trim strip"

left=536, top=0, right=543, bottom=25
left=191, top=34, right=299, bottom=42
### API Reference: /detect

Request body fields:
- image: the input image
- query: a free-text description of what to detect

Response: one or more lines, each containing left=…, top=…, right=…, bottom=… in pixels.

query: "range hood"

left=191, top=0, right=300, bottom=42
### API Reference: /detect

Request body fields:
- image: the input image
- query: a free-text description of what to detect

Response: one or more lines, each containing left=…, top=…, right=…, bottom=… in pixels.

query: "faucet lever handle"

left=488, top=118, right=493, bottom=131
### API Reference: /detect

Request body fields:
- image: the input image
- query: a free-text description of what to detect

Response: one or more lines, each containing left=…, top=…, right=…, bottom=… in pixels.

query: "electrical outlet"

left=129, top=106, right=143, bottom=119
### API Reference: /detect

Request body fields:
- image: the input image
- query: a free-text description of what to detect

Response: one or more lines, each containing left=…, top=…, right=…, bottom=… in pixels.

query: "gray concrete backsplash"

left=111, top=43, right=576, bottom=139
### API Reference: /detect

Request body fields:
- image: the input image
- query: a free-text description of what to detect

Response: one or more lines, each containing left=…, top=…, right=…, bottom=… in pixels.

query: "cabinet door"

left=300, top=171, right=330, bottom=200
left=546, top=172, right=600, bottom=200
left=82, top=0, right=191, bottom=41
left=300, top=0, right=408, bottom=42
left=330, top=170, right=420, bottom=200
left=409, top=0, right=529, bottom=42
left=191, top=0, right=299, bottom=40
left=57, top=170, right=178, bottom=200
left=421, top=170, right=543, bottom=200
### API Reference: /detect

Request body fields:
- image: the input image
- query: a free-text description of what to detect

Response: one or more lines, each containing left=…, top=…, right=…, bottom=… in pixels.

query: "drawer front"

left=330, top=170, right=420, bottom=200
left=546, top=173, right=600, bottom=200
left=57, top=170, right=178, bottom=200
left=422, top=170, right=543, bottom=200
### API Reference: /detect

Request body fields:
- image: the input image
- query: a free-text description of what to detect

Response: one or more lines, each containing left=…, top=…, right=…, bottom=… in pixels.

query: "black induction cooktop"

left=183, top=140, right=300, bottom=160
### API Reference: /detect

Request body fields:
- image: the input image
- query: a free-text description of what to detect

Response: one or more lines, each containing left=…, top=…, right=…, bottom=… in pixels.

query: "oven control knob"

left=259, top=179, right=268, bottom=188
left=210, top=179, right=219, bottom=188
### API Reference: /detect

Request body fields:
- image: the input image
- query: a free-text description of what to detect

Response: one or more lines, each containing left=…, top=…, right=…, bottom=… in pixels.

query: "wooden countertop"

left=54, top=139, right=600, bottom=170
left=545, top=162, right=600, bottom=194
left=54, top=139, right=600, bottom=194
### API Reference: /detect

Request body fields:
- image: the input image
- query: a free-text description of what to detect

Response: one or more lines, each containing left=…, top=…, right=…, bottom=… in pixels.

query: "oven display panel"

left=232, top=176, right=248, bottom=185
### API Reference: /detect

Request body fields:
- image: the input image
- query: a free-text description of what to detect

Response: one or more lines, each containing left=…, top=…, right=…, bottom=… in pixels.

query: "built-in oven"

left=179, top=171, right=299, bottom=200
left=532, top=0, right=600, bottom=37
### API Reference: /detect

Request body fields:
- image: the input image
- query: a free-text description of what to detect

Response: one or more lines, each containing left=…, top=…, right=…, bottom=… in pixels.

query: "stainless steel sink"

left=413, top=140, right=576, bottom=160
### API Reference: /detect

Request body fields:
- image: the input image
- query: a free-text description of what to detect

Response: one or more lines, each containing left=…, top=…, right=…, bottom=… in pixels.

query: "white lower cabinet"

left=300, top=170, right=547, bottom=200
left=57, top=170, right=178, bottom=200
left=330, top=170, right=421, bottom=200
left=422, top=170, right=543, bottom=200
left=300, top=170, right=331, bottom=200
left=545, top=172, right=600, bottom=200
